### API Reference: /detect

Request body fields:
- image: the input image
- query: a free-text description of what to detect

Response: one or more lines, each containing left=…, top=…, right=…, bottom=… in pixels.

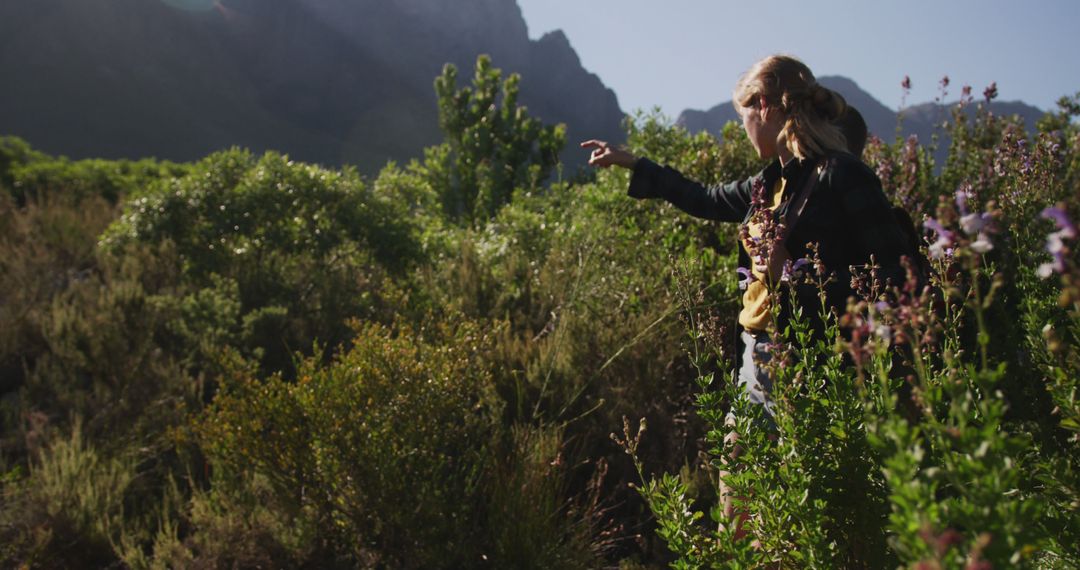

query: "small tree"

left=430, top=55, right=565, bottom=225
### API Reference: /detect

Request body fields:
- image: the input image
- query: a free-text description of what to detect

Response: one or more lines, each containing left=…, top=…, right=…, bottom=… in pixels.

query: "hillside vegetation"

left=1, top=57, right=1078, bottom=569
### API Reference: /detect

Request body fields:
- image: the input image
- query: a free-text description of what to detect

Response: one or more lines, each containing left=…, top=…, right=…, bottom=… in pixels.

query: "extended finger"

left=579, top=139, right=607, bottom=150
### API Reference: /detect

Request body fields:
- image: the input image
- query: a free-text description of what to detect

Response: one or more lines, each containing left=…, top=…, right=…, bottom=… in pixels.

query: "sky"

left=516, top=0, right=1080, bottom=118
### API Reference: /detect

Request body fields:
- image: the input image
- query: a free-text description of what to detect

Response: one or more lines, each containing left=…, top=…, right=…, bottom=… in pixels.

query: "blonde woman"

left=582, top=54, right=911, bottom=427
left=583, top=54, right=913, bottom=540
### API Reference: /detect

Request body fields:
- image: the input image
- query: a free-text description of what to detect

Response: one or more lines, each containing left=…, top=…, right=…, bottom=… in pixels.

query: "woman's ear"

left=757, top=94, right=771, bottom=121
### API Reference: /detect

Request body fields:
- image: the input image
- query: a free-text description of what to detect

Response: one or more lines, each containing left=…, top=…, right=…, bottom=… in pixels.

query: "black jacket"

left=628, top=151, right=912, bottom=334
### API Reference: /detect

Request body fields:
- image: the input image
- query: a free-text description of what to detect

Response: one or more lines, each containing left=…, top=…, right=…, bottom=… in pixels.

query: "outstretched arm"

left=580, top=139, right=755, bottom=223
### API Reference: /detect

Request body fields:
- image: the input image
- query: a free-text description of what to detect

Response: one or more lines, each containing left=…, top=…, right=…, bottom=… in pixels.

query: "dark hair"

left=835, top=106, right=868, bottom=158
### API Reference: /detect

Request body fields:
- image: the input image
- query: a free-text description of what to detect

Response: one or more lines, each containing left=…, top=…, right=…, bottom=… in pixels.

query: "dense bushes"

left=100, top=148, right=426, bottom=377
left=199, top=321, right=500, bottom=566
left=629, top=89, right=1080, bottom=568
left=1, top=58, right=1078, bottom=568
left=1, top=135, right=188, bottom=205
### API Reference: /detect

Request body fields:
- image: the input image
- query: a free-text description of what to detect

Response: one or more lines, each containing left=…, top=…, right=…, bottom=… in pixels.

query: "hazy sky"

left=516, top=0, right=1080, bottom=117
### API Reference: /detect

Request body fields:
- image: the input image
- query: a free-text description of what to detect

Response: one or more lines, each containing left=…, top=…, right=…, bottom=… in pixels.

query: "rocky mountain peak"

left=0, top=0, right=625, bottom=173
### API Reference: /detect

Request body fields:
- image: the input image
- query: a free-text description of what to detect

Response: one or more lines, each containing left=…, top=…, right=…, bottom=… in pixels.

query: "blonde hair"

left=734, top=55, right=848, bottom=160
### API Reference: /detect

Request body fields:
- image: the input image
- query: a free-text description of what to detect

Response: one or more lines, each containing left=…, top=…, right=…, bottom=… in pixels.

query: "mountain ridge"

left=0, top=0, right=624, bottom=173
left=676, top=75, right=1046, bottom=154
left=1, top=0, right=1052, bottom=173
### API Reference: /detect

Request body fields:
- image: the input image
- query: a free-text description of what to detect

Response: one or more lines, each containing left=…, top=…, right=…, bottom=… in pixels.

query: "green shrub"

left=101, top=148, right=425, bottom=375
left=0, top=424, right=135, bottom=568
left=0, top=136, right=187, bottom=204
left=430, top=55, right=566, bottom=225
left=198, top=320, right=499, bottom=567
left=3, top=68, right=1079, bottom=569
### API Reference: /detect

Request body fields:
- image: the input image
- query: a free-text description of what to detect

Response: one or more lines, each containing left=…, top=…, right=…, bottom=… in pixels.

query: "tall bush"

left=429, top=55, right=566, bottom=225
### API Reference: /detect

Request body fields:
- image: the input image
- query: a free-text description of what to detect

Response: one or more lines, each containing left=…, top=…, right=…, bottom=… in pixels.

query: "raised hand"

left=580, top=140, right=639, bottom=170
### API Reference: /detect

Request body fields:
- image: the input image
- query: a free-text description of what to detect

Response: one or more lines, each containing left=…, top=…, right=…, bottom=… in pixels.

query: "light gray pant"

left=732, top=330, right=776, bottom=426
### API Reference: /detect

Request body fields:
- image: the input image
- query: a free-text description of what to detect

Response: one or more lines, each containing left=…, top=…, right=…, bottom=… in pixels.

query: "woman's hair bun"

left=810, top=84, right=847, bottom=121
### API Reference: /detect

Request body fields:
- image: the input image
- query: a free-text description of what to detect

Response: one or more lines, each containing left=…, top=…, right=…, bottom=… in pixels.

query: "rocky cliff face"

left=0, top=0, right=624, bottom=173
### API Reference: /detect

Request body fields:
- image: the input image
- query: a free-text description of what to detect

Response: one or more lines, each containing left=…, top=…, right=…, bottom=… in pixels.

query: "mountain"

left=678, top=76, right=898, bottom=142
left=676, top=75, right=1046, bottom=158
left=0, top=0, right=625, bottom=173
left=818, top=76, right=898, bottom=141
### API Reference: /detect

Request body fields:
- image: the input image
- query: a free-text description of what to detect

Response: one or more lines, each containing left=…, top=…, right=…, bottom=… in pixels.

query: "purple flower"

left=983, top=82, right=998, bottom=102
left=923, top=218, right=951, bottom=238
left=901, top=76, right=911, bottom=91
left=1048, top=233, right=1066, bottom=255
left=866, top=308, right=893, bottom=344
left=928, top=241, right=951, bottom=260
left=923, top=217, right=954, bottom=259
left=971, top=233, right=994, bottom=254
left=780, top=258, right=810, bottom=283
left=737, top=267, right=756, bottom=290
left=1041, top=206, right=1077, bottom=239
left=874, top=323, right=893, bottom=343
left=960, top=212, right=993, bottom=236
left=752, top=254, right=768, bottom=273
left=1039, top=237, right=1067, bottom=278
left=1039, top=249, right=1066, bottom=278
left=954, top=188, right=970, bottom=215
left=750, top=178, right=768, bottom=208
left=1038, top=206, right=1074, bottom=278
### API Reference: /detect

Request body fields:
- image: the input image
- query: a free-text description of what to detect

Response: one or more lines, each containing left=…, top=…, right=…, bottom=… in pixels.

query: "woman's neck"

left=777, top=146, right=796, bottom=167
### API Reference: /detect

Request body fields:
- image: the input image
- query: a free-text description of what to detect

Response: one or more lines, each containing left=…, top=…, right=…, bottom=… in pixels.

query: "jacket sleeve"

left=627, top=158, right=753, bottom=223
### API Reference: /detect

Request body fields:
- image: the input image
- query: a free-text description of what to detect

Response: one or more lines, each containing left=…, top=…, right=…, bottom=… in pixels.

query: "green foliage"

left=101, top=148, right=425, bottom=375
left=0, top=135, right=187, bottom=204
left=430, top=55, right=566, bottom=224
left=2, top=68, right=1080, bottom=569
left=196, top=320, right=601, bottom=568
left=1, top=424, right=136, bottom=568
left=628, top=89, right=1080, bottom=569
left=0, top=190, right=198, bottom=458
left=103, top=148, right=420, bottom=274
left=0, top=191, right=117, bottom=393
left=0, top=136, right=47, bottom=192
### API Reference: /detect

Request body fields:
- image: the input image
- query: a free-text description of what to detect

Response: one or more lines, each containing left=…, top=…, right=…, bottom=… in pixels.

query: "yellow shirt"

left=738, top=178, right=790, bottom=332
